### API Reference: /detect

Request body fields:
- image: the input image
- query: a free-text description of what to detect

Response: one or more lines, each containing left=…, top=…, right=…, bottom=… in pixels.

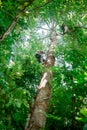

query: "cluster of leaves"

left=0, top=36, right=43, bottom=129
left=45, top=44, right=87, bottom=130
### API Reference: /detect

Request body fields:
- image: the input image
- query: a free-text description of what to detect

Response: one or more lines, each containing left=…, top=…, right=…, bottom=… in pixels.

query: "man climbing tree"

left=25, top=23, right=57, bottom=130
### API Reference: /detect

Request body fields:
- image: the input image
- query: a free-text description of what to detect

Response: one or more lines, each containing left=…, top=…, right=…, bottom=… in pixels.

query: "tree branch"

left=29, top=0, right=53, bottom=12
left=74, top=26, right=87, bottom=29
left=0, top=0, right=53, bottom=42
left=0, top=17, right=18, bottom=42
left=0, top=0, right=34, bottom=42
left=60, top=24, right=87, bottom=35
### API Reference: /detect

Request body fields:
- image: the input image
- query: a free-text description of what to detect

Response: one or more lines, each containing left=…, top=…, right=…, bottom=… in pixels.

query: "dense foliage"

left=0, top=0, right=87, bottom=130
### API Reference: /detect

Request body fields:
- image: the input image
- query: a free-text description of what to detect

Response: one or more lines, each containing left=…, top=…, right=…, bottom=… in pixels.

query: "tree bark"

left=25, top=24, right=57, bottom=130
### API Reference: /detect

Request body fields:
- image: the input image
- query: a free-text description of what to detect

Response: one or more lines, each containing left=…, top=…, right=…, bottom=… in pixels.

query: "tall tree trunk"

left=25, top=24, right=57, bottom=130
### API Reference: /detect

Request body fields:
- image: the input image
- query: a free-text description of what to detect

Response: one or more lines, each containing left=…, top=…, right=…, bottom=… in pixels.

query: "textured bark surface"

left=25, top=27, right=57, bottom=130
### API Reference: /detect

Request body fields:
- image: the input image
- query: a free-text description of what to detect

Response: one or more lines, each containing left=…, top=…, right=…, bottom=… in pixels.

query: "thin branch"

left=0, top=0, right=34, bottom=42
left=36, top=26, right=50, bottom=31
left=69, top=26, right=87, bottom=34
left=60, top=25, right=87, bottom=36
left=0, top=0, right=53, bottom=42
left=74, top=26, right=87, bottom=29
left=29, top=0, right=53, bottom=12
left=0, top=17, right=18, bottom=42
left=38, top=35, right=50, bottom=41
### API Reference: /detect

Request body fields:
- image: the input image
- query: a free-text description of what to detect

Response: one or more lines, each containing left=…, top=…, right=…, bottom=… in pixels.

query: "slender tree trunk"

left=25, top=24, right=57, bottom=130
left=0, top=0, right=34, bottom=42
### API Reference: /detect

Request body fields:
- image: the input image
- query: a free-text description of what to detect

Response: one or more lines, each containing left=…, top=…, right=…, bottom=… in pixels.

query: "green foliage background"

left=0, top=0, right=87, bottom=130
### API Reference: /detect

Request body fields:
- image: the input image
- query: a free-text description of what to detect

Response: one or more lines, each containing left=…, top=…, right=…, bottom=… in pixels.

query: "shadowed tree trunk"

left=25, top=24, right=57, bottom=130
